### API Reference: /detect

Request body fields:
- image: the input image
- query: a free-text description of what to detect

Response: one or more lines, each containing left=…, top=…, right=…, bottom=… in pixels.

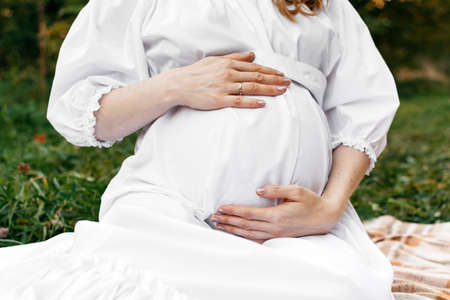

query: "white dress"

left=0, top=0, right=400, bottom=299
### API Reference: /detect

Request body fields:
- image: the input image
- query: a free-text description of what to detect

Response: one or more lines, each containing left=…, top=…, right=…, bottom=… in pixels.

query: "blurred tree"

left=37, top=0, right=49, bottom=95
left=354, top=0, right=450, bottom=78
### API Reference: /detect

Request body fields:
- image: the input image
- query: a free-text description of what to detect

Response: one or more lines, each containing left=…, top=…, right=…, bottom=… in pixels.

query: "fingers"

left=256, top=184, right=306, bottom=201
left=230, top=60, right=283, bottom=76
left=221, top=69, right=290, bottom=97
left=249, top=238, right=267, bottom=244
left=216, top=223, right=276, bottom=240
left=233, top=71, right=291, bottom=86
left=217, top=205, right=274, bottom=222
left=221, top=95, right=266, bottom=108
left=225, top=81, right=287, bottom=97
left=219, top=52, right=285, bottom=77
left=210, top=213, right=280, bottom=235
left=221, top=51, right=255, bottom=62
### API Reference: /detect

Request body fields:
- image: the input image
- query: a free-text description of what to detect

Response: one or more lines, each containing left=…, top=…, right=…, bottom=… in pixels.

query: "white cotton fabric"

left=0, top=0, right=400, bottom=299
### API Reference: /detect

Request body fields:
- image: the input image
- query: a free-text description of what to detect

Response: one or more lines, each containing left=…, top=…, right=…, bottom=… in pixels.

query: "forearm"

left=321, top=145, right=370, bottom=219
left=94, top=72, right=178, bottom=142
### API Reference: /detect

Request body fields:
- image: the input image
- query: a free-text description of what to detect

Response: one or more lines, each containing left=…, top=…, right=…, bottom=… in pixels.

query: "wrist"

left=321, top=194, right=347, bottom=222
left=144, top=71, right=181, bottom=110
left=152, top=68, right=185, bottom=107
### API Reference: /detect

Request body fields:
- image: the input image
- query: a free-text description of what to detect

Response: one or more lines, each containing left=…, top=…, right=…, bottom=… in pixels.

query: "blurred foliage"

left=396, top=78, right=450, bottom=98
left=0, top=0, right=449, bottom=99
left=352, top=0, right=450, bottom=75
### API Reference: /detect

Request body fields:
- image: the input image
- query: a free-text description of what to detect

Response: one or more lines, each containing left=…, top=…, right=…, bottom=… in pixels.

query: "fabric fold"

left=0, top=250, right=197, bottom=300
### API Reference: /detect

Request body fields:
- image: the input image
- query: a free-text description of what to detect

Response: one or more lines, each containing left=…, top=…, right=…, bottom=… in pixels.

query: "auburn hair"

left=273, top=0, right=327, bottom=22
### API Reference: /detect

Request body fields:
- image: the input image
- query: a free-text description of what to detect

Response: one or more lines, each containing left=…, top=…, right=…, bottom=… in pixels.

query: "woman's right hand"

left=93, top=52, right=291, bottom=142
left=161, top=52, right=291, bottom=110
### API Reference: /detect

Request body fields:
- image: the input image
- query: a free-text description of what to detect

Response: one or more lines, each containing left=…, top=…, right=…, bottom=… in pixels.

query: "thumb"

left=222, top=51, right=255, bottom=62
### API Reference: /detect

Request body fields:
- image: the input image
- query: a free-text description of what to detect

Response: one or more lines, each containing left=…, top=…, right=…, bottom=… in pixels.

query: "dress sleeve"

left=47, top=0, right=155, bottom=147
left=322, top=0, right=400, bottom=175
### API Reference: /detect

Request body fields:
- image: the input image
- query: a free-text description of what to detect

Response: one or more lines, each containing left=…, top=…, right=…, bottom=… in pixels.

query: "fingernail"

left=257, top=100, right=265, bottom=106
left=277, top=86, right=286, bottom=91
left=282, top=78, right=291, bottom=84
left=256, top=188, right=265, bottom=195
left=218, top=207, right=225, bottom=213
left=276, top=71, right=284, bottom=76
left=210, top=216, right=218, bottom=222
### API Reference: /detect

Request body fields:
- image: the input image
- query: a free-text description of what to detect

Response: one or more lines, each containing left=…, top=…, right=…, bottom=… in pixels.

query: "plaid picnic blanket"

left=363, top=216, right=450, bottom=300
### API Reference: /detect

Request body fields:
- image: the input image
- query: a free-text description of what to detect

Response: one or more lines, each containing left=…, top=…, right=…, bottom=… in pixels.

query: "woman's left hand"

left=209, top=184, right=346, bottom=244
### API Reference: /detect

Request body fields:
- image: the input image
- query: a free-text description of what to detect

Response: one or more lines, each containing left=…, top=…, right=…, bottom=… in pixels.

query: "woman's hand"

left=209, top=146, right=370, bottom=244
left=209, top=184, right=346, bottom=244
left=94, top=51, right=290, bottom=142
left=161, top=51, right=291, bottom=110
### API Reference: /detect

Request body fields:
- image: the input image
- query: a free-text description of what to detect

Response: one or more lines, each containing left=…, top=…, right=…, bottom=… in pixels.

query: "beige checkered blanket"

left=363, top=216, right=450, bottom=300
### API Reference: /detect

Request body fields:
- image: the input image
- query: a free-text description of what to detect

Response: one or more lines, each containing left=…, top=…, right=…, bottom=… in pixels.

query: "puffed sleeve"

left=47, top=0, right=156, bottom=147
left=322, top=0, right=400, bottom=175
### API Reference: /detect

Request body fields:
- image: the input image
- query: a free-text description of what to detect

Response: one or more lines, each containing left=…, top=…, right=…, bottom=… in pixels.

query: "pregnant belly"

left=131, top=80, right=331, bottom=216
left=101, top=52, right=332, bottom=220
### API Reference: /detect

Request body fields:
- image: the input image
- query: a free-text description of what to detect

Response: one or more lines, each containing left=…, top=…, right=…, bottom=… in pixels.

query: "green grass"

left=0, top=80, right=449, bottom=247
left=353, top=91, right=449, bottom=222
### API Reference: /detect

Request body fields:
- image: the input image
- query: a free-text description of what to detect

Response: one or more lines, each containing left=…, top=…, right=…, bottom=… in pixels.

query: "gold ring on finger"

left=239, top=82, right=243, bottom=95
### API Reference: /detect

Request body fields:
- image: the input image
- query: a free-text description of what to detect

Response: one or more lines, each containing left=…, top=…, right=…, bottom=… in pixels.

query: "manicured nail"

left=210, top=216, right=218, bottom=222
left=257, top=100, right=265, bottom=106
left=218, top=207, right=225, bottom=213
left=276, top=70, right=284, bottom=76
left=277, top=86, right=286, bottom=91
left=256, top=188, right=265, bottom=195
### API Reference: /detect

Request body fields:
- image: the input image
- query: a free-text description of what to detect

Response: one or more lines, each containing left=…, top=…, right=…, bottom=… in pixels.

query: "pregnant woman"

left=0, top=0, right=400, bottom=299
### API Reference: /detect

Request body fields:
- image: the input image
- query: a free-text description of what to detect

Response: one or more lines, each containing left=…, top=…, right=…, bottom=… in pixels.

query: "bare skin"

left=94, top=51, right=371, bottom=244
left=94, top=52, right=291, bottom=142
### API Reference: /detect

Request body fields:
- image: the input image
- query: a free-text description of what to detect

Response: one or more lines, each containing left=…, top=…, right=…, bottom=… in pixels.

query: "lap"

left=97, top=197, right=394, bottom=300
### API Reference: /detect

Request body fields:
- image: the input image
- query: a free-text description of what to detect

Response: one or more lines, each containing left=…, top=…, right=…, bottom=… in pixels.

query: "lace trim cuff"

left=330, top=135, right=377, bottom=176
left=74, top=82, right=123, bottom=148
